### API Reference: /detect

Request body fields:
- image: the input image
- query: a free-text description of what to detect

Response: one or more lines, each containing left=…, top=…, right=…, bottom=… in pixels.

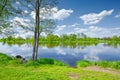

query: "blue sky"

left=3, top=0, right=120, bottom=38
left=52, top=0, right=120, bottom=37
left=57, top=0, right=120, bottom=26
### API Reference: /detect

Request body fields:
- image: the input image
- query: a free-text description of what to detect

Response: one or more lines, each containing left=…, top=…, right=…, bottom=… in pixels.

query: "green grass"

left=26, top=58, right=67, bottom=66
left=95, top=61, right=110, bottom=68
left=77, top=60, right=91, bottom=67
left=0, top=53, right=120, bottom=80
left=77, top=60, right=120, bottom=70
left=1, top=65, right=120, bottom=80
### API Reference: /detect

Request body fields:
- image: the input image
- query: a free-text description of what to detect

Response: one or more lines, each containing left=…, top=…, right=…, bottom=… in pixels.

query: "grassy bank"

left=77, top=60, right=120, bottom=70
left=0, top=53, right=120, bottom=80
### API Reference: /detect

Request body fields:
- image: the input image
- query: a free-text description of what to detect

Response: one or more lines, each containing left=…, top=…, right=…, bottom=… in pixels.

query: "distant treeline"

left=0, top=33, right=120, bottom=48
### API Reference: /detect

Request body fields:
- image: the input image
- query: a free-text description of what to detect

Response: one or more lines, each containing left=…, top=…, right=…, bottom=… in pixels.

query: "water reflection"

left=2, top=41, right=120, bottom=48
left=0, top=42, right=120, bottom=66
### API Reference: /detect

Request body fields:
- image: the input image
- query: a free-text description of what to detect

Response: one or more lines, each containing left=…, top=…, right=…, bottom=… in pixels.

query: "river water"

left=0, top=42, right=120, bottom=66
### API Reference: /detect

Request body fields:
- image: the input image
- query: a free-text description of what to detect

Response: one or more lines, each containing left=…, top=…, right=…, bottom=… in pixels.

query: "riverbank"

left=0, top=53, right=120, bottom=80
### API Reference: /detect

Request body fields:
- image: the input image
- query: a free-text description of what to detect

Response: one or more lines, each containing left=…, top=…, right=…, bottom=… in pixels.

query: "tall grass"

left=77, top=60, right=91, bottom=67
left=1, top=53, right=120, bottom=69
left=0, top=53, right=13, bottom=65
left=77, top=60, right=120, bottom=70
left=96, top=60, right=110, bottom=68
left=0, top=53, right=66, bottom=67
left=26, top=58, right=67, bottom=67
left=1, top=53, right=120, bottom=80
left=110, top=61, right=120, bottom=69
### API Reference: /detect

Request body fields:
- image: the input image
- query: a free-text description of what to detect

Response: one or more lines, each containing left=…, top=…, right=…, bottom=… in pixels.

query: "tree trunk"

left=32, top=0, right=40, bottom=61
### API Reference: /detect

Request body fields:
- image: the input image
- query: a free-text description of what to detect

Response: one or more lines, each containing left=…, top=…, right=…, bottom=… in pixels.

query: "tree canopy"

left=0, top=0, right=58, bottom=37
left=0, top=0, right=58, bottom=61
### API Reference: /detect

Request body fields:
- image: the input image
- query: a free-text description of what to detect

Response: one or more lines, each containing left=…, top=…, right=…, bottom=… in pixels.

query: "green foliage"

left=0, top=0, right=13, bottom=20
left=77, top=60, right=120, bottom=70
left=9, top=58, right=23, bottom=66
left=38, top=58, right=54, bottom=64
left=0, top=53, right=12, bottom=60
left=1, top=53, right=120, bottom=80
left=53, top=59, right=67, bottom=66
left=0, top=62, right=120, bottom=80
left=0, top=53, right=25, bottom=66
left=96, top=61, right=110, bottom=68
left=94, top=61, right=120, bottom=69
left=26, top=58, right=66, bottom=66
left=0, top=53, right=66, bottom=67
left=0, top=34, right=120, bottom=48
left=0, top=53, right=12, bottom=65
left=110, top=61, right=120, bottom=69
left=77, top=60, right=91, bottom=67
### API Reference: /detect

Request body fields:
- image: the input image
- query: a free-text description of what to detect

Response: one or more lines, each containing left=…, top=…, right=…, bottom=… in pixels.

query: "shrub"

left=54, top=60, right=66, bottom=66
left=38, top=58, right=54, bottom=64
left=97, top=61, right=110, bottom=68
left=26, top=58, right=66, bottom=66
left=9, top=58, right=23, bottom=65
left=0, top=53, right=12, bottom=61
left=110, top=61, right=120, bottom=69
left=25, top=59, right=40, bottom=66
left=77, top=60, right=91, bottom=67
left=0, top=53, right=13, bottom=65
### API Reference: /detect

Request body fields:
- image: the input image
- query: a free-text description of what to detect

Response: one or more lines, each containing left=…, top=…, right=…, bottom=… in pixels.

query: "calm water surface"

left=0, top=42, right=120, bottom=66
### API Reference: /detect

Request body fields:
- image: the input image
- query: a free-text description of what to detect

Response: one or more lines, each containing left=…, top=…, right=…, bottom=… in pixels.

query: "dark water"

left=0, top=42, right=120, bottom=66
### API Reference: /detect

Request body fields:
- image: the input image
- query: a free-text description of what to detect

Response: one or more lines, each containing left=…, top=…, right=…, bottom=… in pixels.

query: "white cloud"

left=16, top=1, right=20, bottom=5
left=71, top=23, right=80, bottom=27
left=40, top=32, right=47, bottom=36
left=89, top=26, right=102, bottom=32
left=8, top=17, right=34, bottom=38
left=23, top=10, right=29, bottom=14
left=30, top=7, right=73, bottom=20
left=15, top=30, right=34, bottom=38
left=55, top=25, right=67, bottom=33
left=115, top=13, right=120, bottom=18
left=10, top=17, right=30, bottom=27
left=66, top=32, right=75, bottom=35
left=9, top=7, right=73, bottom=38
left=52, top=8, right=73, bottom=20
left=54, top=23, right=81, bottom=36
left=80, top=9, right=114, bottom=25
left=74, top=28, right=87, bottom=33
left=54, top=24, right=120, bottom=38
left=30, top=11, right=35, bottom=19
left=74, top=26, right=120, bottom=37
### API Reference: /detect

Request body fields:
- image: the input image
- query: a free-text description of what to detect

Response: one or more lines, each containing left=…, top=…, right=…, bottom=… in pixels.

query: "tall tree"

left=33, top=0, right=40, bottom=61
left=33, top=0, right=58, bottom=61
left=0, top=0, right=58, bottom=61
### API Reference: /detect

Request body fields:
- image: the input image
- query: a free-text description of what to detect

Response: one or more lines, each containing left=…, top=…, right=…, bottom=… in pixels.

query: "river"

left=0, top=42, right=120, bottom=66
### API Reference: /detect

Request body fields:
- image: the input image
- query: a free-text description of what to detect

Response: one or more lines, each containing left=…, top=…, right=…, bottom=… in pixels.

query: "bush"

left=0, top=53, right=12, bottom=61
left=26, top=58, right=66, bottom=66
left=97, top=61, right=110, bottom=68
left=0, top=53, right=66, bottom=67
left=54, top=60, right=66, bottom=66
left=77, top=60, right=91, bottom=67
left=38, top=58, right=54, bottom=64
left=9, top=58, right=23, bottom=65
left=25, top=59, right=40, bottom=66
left=0, top=53, right=13, bottom=65
left=110, top=61, right=120, bottom=69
